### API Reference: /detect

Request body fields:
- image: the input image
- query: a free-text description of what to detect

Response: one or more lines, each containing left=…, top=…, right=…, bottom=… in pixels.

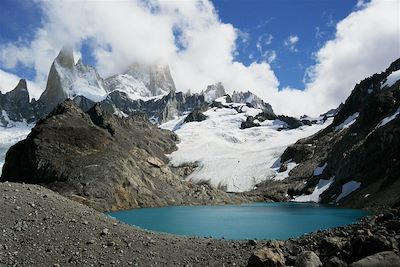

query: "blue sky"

left=212, top=0, right=360, bottom=89
left=0, top=0, right=398, bottom=116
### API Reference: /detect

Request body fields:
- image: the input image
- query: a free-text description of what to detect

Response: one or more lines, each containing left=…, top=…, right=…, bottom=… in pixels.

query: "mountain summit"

left=39, top=45, right=108, bottom=113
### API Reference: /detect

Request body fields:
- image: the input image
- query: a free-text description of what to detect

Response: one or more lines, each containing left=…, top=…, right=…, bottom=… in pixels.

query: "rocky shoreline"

left=1, top=182, right=399, bottom=267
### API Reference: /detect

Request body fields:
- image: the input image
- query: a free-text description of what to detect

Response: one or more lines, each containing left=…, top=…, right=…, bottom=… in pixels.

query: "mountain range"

left=0, top=45, right=276, bottom=126
left=0, top=46, right=400, bottom=211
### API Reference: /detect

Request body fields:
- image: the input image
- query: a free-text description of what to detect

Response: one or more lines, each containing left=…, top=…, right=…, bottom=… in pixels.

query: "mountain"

left=1, top=46, right=280, bottom=126
left=203, top=82, right=226, bottom=103
left=38, top=45, right=107, bottom=114
left=104, top=62, right=176, bottom=100
left=0, top=79, right=36, bottom=126
left=266, top=58, right=400, bottom=209
left=0, top=100, right=247, bottom=211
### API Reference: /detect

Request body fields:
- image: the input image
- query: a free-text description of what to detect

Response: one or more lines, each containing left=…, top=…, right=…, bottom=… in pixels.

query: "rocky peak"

left=56, top=45, right=75, bottom=70
left=204, top=82, right=226, bottom=102
left=4, top=79, right=29, bottom=102
left=0, top=79, right=35, bottom=125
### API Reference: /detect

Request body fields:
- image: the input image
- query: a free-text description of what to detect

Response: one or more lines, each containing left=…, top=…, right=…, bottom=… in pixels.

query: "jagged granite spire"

left=38, top=45, right=107, bottom=114
left=56, top=44, right=75, bottom=69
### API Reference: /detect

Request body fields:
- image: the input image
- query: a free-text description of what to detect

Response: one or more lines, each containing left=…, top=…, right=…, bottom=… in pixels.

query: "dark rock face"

left=0, top=100, right=245, bottom=211
left=99, top=90, right=206, bottom=124
left=280, top=58, right=400, bottom=209
left=0, top=79, right=36, bottom=125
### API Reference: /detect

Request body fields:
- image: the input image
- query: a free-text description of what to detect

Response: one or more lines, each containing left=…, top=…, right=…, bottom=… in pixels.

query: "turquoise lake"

left=107, top=202, right=368, bottom=240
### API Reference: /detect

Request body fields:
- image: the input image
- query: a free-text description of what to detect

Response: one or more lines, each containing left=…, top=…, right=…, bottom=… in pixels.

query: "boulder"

left=294, top=251, right=322, bottom=267
left=350, top=251, right=400, bottom=267
left=322, top=257, right=348, bottom=267
left=350, top=235, right=393, bottom=262
left=247, top=247, right=286, bottom=267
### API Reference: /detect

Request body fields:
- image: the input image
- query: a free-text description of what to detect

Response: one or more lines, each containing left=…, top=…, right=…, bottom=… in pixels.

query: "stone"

left=247, top=247, right=286, bottom=267
left=350, top=235, right=392, bottom=261
left=248, top=240, right=258, bottom=246
left=350, top=251, right=400, bottom=267
left=294, top=251, right=322, bottom=267
left=101, top=228, right=109, bottom=236
left=322, top=256, right=348, bottom=267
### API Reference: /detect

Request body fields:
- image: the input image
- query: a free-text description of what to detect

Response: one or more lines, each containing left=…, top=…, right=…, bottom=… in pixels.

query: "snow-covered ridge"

left=161, top=99, right=332, bottom=192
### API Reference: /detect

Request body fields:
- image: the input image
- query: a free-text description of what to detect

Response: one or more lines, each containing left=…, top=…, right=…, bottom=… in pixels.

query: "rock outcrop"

left=0, top=100, right=246, bottom=211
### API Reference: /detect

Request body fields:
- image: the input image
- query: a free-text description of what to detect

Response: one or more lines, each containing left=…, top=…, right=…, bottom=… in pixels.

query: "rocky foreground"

left=1, top=182, right=399, bottom=267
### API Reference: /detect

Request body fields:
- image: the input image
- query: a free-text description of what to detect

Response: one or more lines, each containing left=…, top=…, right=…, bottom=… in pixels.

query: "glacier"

left=161, top=98, right=332, bottom=192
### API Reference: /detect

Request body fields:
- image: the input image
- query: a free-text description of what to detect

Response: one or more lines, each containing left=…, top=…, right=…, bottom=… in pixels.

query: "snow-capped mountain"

left=203, top=82, right=226, bottom=103
left=105, top=62, right=176, bottom=100
left=39, top=45, right=108, bottom=114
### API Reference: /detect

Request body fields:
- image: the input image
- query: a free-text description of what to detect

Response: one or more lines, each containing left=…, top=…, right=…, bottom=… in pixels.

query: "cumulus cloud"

left=0, top=0, right=398, bottom=117
left=284, top=34, right=299, bottom=52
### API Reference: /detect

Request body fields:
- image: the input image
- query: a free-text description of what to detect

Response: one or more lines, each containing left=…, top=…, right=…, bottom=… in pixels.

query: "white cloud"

left=0, top=0, right=398, bottom=117
left=284, top=34, right=299, bottom=52
left=276, top=0, right=400, bottom=116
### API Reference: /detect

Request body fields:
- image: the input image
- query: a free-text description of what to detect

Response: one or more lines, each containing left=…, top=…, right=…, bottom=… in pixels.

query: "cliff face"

left=0, top=100, right=246, bottom=211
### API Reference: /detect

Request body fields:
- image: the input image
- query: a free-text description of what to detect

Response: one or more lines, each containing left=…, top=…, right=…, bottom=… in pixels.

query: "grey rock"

left=350, top=251, right=400, bottom=267
left=247, top=247, right=286, bottom=267
left=295, top=251, right=322, bottom=267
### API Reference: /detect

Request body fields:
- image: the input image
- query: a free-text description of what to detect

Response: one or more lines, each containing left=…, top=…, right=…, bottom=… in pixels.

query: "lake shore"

left=1, top=182, right=399, bottom=266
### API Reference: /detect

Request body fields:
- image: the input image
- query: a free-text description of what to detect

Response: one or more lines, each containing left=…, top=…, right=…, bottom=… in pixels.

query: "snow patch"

left=376, top=107, right=400, bottom=128
left=293, top=177, right=334, bottom=203
left=335, top=112, right=359, bottom=132
left=336, top=181, right=361, bottom=201
left=271, top=159, right=298, bottom=181
left=313, top=163, right=327, bottom=176
left=381, top=69, right=400, bottom=88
